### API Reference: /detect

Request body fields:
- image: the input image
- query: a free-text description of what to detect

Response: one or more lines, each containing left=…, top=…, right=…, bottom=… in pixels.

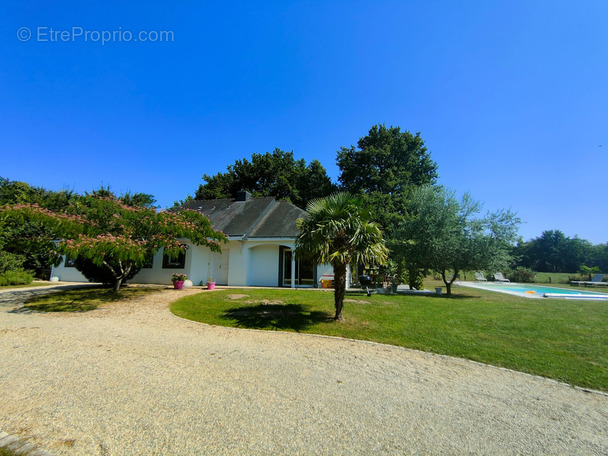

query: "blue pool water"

left=461, top=282, right=608, bottom=300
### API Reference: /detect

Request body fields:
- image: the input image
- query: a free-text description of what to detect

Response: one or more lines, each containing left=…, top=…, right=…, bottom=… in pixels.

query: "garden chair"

left=494, top=272, right=510, bottom=282
left=474, top=272, right=487, bottom=282
left=583, top=274, right=607, bottom=287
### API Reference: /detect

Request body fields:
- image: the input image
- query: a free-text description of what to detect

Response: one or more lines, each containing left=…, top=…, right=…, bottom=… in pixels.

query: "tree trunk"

left=112, top=277, right=123, bottom=294
left=333, top=262, right=347, bottom=321
left=441, top=269, right=458, bottom=297
left=109, top=262, right=131, bottom=294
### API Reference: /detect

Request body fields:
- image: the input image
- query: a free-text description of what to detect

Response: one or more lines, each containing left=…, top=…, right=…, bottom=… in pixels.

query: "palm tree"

left=295, top=192, right=388, bottom=321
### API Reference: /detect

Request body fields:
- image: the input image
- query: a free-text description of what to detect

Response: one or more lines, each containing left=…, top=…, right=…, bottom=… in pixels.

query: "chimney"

left=236, top=190, right=251, bottom=201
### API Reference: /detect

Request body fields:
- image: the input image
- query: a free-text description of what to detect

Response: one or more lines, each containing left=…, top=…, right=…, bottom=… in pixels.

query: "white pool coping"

left=457, top=281, right=608, bottom=300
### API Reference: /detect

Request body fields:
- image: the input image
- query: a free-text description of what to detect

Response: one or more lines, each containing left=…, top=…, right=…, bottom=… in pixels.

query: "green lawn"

left=171, top=283, right=608, bottom=392
left=534, top=272, right=577, bottom=284
left=23, top=286, right=161, bottom=312
left=0, top=281, right=55, bottom=289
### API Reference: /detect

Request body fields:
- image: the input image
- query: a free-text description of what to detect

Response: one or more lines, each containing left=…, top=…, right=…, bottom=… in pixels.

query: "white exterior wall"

left=134, top=250, right=175, bottom=284
left=226, top=241, right=248, bottom=286
left=50, top=256, right=87, bottom=282
left=50, top=238, right=340, bottom=288
left=247, top=244, right=280, bottom=287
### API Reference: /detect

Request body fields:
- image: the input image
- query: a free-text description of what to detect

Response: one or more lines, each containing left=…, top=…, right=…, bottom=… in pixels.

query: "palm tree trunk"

left=333, top=262, right=347, bottom=321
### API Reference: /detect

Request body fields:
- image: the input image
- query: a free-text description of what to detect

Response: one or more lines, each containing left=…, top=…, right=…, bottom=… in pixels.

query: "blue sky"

left=1, top=1, right=606, bottom=244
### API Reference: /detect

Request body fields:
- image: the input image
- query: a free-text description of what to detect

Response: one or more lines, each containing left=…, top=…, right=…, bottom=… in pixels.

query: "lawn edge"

left=167, top=303, right=608, bottom=397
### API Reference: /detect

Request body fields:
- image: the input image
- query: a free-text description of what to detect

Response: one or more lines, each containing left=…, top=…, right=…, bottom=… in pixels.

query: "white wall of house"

left=50, top=256, right=87, bottom=282
left=50, top=238, right=342, bottom=288
left=247, top=244, right=280, bottom=286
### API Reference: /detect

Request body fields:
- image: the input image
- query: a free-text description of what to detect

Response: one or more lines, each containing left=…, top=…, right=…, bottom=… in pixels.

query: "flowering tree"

left=0, top=195, right=227, bottom=293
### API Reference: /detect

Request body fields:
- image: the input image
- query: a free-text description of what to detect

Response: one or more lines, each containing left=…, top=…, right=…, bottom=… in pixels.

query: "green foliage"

left=0, top=177, right=75, bottom=275
left=337, top=124, right=438, bottom=194
left=0, top=250, right=25, bottom=273
left=0, top=268, right=34, bottom=286
left=579, top=265, right=601, bottom=281
left=88, top=186, right=157, bottom=208
left=296, top=192, right=388, bottom=320
left=337, top=125, right=438, bottom=239
left=195, top=149, right=336, bottom=209
left=507, top=267, right=536, bottom=283
left=391, top=186, right=520, bottom=296
left=0, top=194, right=227, bottom=293
left=513, top=230, right=597, bottom=273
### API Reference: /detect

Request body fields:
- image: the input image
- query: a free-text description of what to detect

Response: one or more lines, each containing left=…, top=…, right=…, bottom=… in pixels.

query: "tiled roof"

left=180, top=197, right=307, bottom=238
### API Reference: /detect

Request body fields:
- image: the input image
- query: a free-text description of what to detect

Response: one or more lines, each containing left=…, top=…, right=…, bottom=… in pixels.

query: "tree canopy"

left=337, top=124, right=438, bottom=195
left=337, top=125, right=438, bottom=238
left=296, top=192, right=388, bottom=320
left=195, top=148, right=336, bottom=209
left=1, top=194, right=227, bottom=292
left=0, top=178, right=79, bottom=275
left=512, top=230, right=601, bottom=273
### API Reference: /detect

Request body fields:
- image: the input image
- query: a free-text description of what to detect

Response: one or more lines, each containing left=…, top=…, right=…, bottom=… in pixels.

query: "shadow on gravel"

left=223, top=303, right=332, bottom=331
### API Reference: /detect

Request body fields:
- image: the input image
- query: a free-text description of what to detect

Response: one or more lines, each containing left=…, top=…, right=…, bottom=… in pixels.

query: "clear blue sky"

left=1, top=1, right=606, bottom=244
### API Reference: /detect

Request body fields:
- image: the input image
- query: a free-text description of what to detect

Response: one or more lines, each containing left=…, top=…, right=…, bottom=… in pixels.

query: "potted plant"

left=172, top=273, right=187, bottom=290
left=207, top=276, right=216, bottom=290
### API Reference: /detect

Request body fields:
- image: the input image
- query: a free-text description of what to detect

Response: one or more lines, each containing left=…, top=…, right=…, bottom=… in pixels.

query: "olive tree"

left=392, top=186, right=520, bottom=296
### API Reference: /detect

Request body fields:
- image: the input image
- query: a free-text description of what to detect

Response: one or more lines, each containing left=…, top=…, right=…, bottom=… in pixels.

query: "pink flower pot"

left=207, top=282, right=215, bottom=290
left=174, top=281, right=184, bottom=290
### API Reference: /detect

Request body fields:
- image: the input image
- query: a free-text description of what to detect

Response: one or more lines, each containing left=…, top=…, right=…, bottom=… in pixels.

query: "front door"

left=211, top=250, right=229, bottom=285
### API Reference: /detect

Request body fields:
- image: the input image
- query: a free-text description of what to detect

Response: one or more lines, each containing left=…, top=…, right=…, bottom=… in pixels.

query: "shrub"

left=507, top=267, right=536, bottom=283
left=568, top=273, right=587, bottom=282
left=0, top=268, right=34, bottom=286
left=0, top=250, right=25, bottom=274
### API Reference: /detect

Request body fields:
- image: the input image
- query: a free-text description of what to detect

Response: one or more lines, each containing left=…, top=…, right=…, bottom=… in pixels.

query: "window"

left=64, top=255, right=76, bottom=268
left=162, top=250, right=186, bottom=269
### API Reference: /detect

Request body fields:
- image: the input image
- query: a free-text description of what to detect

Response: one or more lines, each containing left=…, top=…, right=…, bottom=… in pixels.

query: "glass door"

left=280, top=247, right=314, bottom=287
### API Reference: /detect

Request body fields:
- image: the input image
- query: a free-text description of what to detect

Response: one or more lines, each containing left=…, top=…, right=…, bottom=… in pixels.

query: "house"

left=51, top=191, right=335, bottom=288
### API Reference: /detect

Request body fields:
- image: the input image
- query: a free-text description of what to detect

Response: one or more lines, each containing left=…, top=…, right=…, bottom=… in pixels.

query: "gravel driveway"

left=1, top=285, right=607, bottom=455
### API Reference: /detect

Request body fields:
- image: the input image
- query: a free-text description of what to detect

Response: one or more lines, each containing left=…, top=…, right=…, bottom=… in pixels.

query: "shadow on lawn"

left=22, top=286, right=157, bottom=312
left=346, top=290, right=480, bottom=300
left=223, top=303, right=332, bottom=331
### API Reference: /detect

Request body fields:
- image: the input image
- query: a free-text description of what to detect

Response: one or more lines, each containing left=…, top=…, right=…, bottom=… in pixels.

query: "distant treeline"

left=512, top=230, right=607, bottom=273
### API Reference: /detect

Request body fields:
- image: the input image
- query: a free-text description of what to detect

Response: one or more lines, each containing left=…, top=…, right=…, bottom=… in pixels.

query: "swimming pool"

left=459, top=282, right=608, bottom=300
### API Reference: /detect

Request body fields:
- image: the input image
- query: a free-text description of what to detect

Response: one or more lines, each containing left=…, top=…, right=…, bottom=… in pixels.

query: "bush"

left=0, top=268, right=34, bottom=286
left=568, top=273, right=587, bottom=282
left=507, top=267, right=536, bottom=283
left=0, top=250, right=25, bottom=274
